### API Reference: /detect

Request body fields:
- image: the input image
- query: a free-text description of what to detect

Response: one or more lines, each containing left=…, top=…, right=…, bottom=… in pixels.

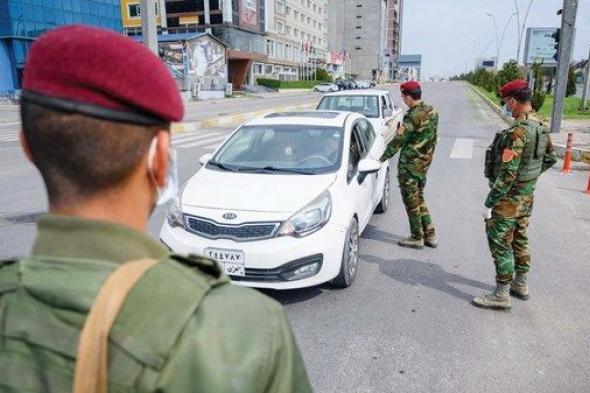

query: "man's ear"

left=20, top=130, right=34, bottom=163
left=151, top=130, right=171, bottom=188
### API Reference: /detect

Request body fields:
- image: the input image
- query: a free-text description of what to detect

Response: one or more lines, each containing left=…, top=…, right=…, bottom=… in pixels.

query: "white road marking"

left=177, top=135, right=227, bottom=148
left=450, top=138, right=474, bottom=159
left=172, top=132, right=220, bottom=143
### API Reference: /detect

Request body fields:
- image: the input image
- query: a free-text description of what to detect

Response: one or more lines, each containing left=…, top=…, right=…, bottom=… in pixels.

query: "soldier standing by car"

left=379, top=81, right=439, bottom=249
left=473, top=79, right=557, bottom=311
left=0, top=25, right=312, bottom=392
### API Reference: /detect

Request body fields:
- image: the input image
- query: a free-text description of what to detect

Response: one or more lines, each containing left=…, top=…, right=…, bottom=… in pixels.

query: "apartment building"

left=386, top=0, right=403, bottom=80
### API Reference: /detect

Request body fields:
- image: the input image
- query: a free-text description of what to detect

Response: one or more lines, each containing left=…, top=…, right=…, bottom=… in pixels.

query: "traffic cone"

left=585, top=171, right=590, bottom=195
left=561, top=132, right=573, bottom=174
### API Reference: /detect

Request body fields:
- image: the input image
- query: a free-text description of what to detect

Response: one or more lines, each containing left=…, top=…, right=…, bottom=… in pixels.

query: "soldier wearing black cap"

left=0, top=25, right=312, bottom=392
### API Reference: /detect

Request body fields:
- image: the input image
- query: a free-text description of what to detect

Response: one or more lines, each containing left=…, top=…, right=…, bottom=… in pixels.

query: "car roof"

left=247, top=110, right=361, bottom=127
left=321, top=89, right=389, bottom=97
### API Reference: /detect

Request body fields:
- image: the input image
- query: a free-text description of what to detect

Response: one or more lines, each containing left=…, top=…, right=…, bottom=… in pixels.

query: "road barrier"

left=561, top=132, right=574, bottom=174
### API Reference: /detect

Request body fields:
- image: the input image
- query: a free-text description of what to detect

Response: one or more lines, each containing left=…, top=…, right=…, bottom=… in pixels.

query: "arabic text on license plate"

left=205, top=248, right=245, bottom=277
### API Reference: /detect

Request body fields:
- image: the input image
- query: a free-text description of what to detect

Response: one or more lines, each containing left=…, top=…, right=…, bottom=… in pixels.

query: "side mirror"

left=383, top=109, right=393, bottom=118
left=199, top=153, right=213, bottom=166
left=357, top=159, right=382, bottom=184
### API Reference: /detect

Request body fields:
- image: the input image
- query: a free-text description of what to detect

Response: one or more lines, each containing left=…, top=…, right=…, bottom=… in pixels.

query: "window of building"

left=356, top=36, right=361, bottom=40
left=301, top=31, right=305, bottom=39
left=253, top=63, right=264, bottom=74
left=318, top=23, right=322, bottom=31
left=294, top=10, right=299, bottom=18
left=294, top=28, right=299, bottom=37
left=276, top=42, right=285, bottom=59
left=307, top=16, right=310, bottom=24
left=356, top=26, right=362, bottom=29
left=275, top=0, right=285, bottom=14
left=129, top=3, right=140, bottom=18
left=267, top=40, right=276, bottom=57
left=306, top=0, right=311, bottom=8
left=313, top=20, right=317, bottom=28
left=355, top=47, right=362, bottom=50
left=285, top=44, right=293, bottom=61
left=286, top=6, right=291, bottom=15
left=286, top=25, right=291, bottom=34
left=301, top=14, right=305, bottom=22
left=265, top=64, right=274, bottom=74
left=275, top=21, right=284, bottom=33
left=356, top=15, right=362, bottom=19
left=313, top=4, right=317, bottom=12
left=356, top=4, right=362, bottom=7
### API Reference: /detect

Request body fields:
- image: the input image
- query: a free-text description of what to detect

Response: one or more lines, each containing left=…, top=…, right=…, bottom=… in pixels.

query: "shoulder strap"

left=72, top=258, right=158, bottom=393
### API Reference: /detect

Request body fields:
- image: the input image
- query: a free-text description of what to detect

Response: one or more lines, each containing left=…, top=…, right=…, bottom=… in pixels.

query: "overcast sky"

left=401, top=0, right=590, bottom=78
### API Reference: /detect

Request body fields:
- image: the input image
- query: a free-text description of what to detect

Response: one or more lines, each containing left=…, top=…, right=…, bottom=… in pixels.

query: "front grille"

left=185, top=216, right=280, bottom=241
left=230, top=254, right=324, bottom=282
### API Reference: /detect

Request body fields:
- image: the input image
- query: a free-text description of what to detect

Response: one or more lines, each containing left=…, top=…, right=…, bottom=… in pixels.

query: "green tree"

left=496, top=60, right=525, bottom=95
left=566, top=66, right=576, bottom=97
left=531, top=61, right=546, bottom=112
left=312, top=69, right=333, bottom=82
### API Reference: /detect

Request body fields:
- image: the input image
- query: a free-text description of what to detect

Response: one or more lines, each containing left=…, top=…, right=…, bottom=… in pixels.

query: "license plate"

left=204, top=248, right=245, bottom=277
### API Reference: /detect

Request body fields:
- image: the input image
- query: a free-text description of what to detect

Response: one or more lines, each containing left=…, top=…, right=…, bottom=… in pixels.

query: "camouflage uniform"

left=380, top=101, right=439, bottom=240
left=484, top=112, right=557, bottom=283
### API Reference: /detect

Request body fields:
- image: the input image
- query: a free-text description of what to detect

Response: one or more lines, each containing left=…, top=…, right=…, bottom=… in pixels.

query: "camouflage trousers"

left=399, top=173, right=435, bottom=240
left=485, top=196, right=534, bottom=283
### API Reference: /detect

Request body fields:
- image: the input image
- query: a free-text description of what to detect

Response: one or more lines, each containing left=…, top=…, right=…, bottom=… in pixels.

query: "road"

left=1, top=83, right=589, bottom=392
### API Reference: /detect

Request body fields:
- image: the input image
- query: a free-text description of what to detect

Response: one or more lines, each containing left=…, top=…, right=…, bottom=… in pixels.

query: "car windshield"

left=209, top=125, right=344, bottom=175
left=317, top=95, right=380, bottom=118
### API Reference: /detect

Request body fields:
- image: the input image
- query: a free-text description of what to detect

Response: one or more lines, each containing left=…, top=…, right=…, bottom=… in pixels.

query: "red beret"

left=22, top=25, right=183, bottom=125
left=499, top=79, right=529, bottom=99
left=400, top=81, right=421, bottom=93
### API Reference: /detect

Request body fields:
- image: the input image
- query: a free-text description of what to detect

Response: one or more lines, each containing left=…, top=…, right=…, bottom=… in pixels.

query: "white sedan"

left=160, top=111, right=391, bottom=290
left=313, top=83, right=339, bottom=92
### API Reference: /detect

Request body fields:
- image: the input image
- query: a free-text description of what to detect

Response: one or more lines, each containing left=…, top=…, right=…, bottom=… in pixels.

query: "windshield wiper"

left=207, top=160, right=239, bottom=172
left=259, top=166, right=315, bottom=175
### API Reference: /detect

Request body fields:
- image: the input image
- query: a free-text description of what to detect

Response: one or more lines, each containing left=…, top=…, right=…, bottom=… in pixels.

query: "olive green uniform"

left=484, top=112, right=557, bottom=283
left=380, top=101, right=439, bottom=240
left=0, top=215, right=312, bottom=392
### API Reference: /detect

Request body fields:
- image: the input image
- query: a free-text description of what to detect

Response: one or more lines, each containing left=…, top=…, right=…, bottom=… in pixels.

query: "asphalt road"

left=1, top=83, right=589, bottom=392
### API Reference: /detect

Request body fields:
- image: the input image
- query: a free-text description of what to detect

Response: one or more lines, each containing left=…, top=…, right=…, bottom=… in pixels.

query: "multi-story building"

left=257, top=0, right=329, bottom=82
left=0, top=0, right=122, bottom=94
left=122, top=0, right=268, bottom=89
left=328, top=0, right=401, bottom=81
left=398, top=54, right=421, bottom=81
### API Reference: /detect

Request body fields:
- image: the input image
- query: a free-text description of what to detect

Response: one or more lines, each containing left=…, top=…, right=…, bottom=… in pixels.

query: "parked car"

left=313, top=82, right=338, bottom=92
left=160, top=111, right=390, bottom=290
left=334, top=80, right=347, bottom=91
left=316, top=89, right=403, bottom=143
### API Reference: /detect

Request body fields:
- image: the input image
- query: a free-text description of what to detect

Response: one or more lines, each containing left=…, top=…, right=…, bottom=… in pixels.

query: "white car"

left=316, top=89, right=403, bottom=143
left=160, top=111, right=391, bottom=290
left=313, top=83, right=338, bottom=92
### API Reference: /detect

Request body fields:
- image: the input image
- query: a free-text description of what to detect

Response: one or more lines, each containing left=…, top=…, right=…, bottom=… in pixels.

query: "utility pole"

left=140, top=0, right=158, bottom=55
left=580, top=47, right=590, bottom=111
left=550, top=0, right=578, bottom=134
left=204, top=0, right=212, bottom=34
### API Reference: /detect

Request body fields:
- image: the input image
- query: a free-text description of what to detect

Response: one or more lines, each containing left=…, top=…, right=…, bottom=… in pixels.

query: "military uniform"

left=380, top=100, right=439, bottom=243
left=0, top=215, right=312, bottom=392
left=484, top=111, right=557, bottom=283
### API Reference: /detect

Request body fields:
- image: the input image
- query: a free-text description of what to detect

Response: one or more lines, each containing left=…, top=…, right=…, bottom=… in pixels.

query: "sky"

left=401, top=0, right=590, bottom=79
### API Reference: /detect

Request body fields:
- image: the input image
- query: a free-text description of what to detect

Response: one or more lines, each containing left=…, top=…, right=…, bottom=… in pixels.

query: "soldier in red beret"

left=0, top=25, right=312, bottom=392
left=474, top=79, right=557, bottom=310
left=380, top=81, right=439, bottom=249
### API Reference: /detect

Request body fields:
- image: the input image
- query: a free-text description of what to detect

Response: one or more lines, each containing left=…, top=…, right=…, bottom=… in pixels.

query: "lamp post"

left=486, top=12, right=518, bottom=68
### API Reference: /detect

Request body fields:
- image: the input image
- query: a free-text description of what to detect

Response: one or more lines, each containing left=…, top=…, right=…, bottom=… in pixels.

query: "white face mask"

left=147, top=138, right=178, bottom=206
left=501, top=103, right=512, bottom=118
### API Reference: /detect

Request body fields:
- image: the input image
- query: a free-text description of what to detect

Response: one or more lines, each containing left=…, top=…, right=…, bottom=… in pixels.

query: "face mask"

left=501, top=103, right=512, bottom=118
left=148, top=138, right=179, bottom=206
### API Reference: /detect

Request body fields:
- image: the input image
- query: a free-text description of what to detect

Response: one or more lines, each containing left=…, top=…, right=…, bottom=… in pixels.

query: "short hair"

left=403, top=90, right=422, bottom=100
left=510, top=88, right=532, bottom=103
left=21, top=100, right=168, bottom=207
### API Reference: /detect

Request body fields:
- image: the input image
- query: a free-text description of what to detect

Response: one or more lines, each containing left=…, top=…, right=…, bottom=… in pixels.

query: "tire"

left=375, top=167, right=390, bottom=214
left=331, top=217, right=360, bottom=288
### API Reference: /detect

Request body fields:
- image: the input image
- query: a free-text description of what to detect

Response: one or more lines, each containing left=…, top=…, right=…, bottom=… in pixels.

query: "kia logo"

left=223, top=212, right=237, bottom=220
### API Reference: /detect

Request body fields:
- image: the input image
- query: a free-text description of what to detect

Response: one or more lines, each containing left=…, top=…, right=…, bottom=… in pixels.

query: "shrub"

left=566, top=67, right=577, bottom=97
left=256, top=78, right=280, bottom=89
left=312, top=69, right=333, bottom=82
left=532, top=91, right=546, bottom=112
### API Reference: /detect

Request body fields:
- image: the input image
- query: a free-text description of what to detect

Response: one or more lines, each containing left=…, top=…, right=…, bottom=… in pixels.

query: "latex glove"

left=482, top=207, right=492, bottom=220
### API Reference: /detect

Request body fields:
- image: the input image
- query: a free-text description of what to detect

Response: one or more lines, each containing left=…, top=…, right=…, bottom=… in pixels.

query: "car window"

left=317, top=96, right=379, bottom=118
left=356, top=119, right=375, bottom=151
left=347, top=128, right=362, bottom=181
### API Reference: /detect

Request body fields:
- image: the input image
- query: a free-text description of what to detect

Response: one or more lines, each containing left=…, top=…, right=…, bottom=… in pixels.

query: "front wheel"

left=375, top=167, right=390, bottom=214
left=331, top=217, right=360, bottom=288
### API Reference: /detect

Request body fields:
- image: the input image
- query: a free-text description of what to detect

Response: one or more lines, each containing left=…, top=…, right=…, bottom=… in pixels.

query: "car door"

left=356, top=118, right=385, bottom=207
left=346, top=123, right=374, bottom=229
left=380, top=94, right=396, bottom=143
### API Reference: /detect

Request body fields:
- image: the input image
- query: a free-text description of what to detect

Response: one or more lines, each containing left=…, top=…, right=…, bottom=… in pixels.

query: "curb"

left=171, top=103, right=316, bottom=134
left=469, top=84, right=590, bottom=165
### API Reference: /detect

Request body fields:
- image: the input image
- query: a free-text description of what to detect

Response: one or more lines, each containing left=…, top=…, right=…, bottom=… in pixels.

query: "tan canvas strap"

left=72, top=258, right=158, bottom=393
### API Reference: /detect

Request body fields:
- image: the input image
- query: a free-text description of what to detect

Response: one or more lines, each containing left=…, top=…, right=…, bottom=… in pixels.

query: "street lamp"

left=486, top=11, right=518, bottom=68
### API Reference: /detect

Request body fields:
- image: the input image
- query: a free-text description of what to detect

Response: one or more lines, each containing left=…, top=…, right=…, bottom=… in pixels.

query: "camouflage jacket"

left=380, top=101, right=439, bottom=179
left=0, top=215, right=312, bottom=393
left=484, top=111, right=557, bottom=212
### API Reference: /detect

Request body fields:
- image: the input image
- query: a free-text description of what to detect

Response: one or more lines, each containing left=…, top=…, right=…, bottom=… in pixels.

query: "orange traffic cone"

left=561, top=132, right=573, bottom=174
left=585, top=171, right=590, bottom=195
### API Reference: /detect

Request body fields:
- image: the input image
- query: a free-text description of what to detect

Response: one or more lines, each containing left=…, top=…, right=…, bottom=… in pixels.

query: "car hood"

left=182, top=168, right=337, bottom=213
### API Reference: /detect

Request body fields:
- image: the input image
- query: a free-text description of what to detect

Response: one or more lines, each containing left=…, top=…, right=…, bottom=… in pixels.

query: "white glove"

left=482, top=207, right=492, bottom=220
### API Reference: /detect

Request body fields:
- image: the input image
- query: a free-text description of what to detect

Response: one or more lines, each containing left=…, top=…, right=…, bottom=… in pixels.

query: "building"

left=328, top=0, right=392, bottom=81
left=398, top=54, right=421, bottom=81
left=258, top=0, right=329, bottom=82
left=385, top=0, right=402, bottom=80
left=0, top=0, right=122, bottom=94
left=122, top=0, right=267, bottom=89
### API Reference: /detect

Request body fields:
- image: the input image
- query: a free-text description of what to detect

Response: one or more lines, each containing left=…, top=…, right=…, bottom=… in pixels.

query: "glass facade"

left=0, top=0, right=123, bottom=93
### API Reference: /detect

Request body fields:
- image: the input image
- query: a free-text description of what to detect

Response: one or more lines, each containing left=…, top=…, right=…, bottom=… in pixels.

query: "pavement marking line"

left=177, top=135, right=227, bottom=148
left=172, top=133, right=222, bottom=147
left=450, top=138, right=474, bottom=159
left=172, top=132, right=220, bottom=143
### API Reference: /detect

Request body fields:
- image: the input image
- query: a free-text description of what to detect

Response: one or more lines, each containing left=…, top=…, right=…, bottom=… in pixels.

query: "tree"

left=531, top=61, right=546, bottom=112
left=496, top=60, right=525, bottom=95
left=566, top=66, right=576, bottom=97
left=313, top=68, right=333, bottom=82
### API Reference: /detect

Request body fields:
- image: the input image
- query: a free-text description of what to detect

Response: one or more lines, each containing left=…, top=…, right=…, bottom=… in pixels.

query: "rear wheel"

left=375, top=167, right=390, bottom=214
left=331, top=217, right=360, bottom=288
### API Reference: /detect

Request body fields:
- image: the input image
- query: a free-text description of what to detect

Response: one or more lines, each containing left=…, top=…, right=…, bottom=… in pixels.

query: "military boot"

left=398, top=236, right=424, bottom=249
left=472, top=282, right=512, bottom=310
left=510, top=272, right=529, bottom=300
left=424, top=236, right=438, bottom=248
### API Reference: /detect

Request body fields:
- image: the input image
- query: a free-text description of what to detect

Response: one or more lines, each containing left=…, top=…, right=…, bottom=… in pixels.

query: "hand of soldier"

left=482, top=207, right=492, bottom=220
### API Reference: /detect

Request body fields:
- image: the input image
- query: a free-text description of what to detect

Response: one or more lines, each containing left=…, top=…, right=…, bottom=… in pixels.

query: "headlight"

left=167, top=197, right=184, bottom=228
left=279, top=191, right=332, bottom=238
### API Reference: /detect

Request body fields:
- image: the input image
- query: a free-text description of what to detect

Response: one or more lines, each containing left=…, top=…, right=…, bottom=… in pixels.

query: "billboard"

left=523, top=28, right=558, bottom=65
left=240, top=0, right=259, bottom=31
